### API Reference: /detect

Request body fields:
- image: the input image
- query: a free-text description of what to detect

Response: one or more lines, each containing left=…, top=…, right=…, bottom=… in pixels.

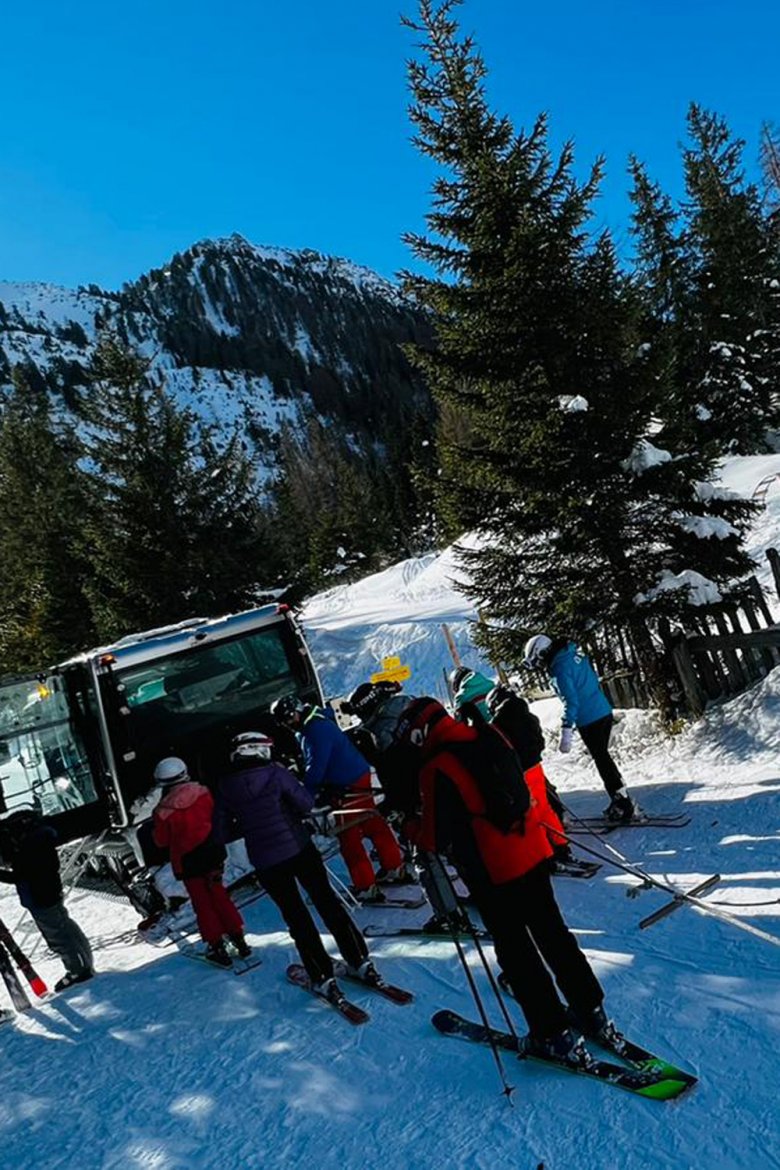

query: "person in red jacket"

left=151, top=757, right=248, bottom=967
left=393, top=697, right=615, bottom=1066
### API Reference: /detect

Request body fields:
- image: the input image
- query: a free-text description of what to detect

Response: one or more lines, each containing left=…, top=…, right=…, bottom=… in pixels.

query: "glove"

left=559, top=726, right=574, bottom=754
left=309, top=807, right=337, bottom=836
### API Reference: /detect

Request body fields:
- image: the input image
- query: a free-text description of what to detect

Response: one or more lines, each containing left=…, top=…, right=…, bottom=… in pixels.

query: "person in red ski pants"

left=151, top=757, right=249, bottom=967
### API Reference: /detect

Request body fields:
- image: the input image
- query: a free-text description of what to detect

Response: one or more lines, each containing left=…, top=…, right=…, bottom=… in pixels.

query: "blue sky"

left=0, top=0, right=778, bottom=290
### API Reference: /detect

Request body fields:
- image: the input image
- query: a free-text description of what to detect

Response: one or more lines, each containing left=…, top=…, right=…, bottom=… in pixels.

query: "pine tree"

left=633, top=106, right=780, bottom=455
left=0, top=368, right=95, bottom=671
left=628, top=156, right=758, bottom=587
left=80, top=337, right=265, bottom=640
left=401, top=1, right=756, bottom=702
left=268, top=417, right=396, bottom=595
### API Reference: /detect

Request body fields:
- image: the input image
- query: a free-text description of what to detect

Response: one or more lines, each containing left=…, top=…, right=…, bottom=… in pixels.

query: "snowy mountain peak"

left=0, top=235, right=431, bottom=473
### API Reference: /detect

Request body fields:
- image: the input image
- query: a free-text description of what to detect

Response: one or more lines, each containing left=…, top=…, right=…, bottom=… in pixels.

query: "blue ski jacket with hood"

left=548, top=641, right=612, bottom=729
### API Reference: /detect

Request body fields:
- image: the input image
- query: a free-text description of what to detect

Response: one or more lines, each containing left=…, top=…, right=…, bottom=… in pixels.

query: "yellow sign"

left=370, top=658, right=412, bottom=684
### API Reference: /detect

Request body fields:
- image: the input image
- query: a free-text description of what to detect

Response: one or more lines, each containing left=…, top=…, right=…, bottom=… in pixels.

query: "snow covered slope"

left=301, top=533, right=494, bottom=701
left=302, top=452, right=780, bottom=701
left=1, top=679, right=779, bottom=1169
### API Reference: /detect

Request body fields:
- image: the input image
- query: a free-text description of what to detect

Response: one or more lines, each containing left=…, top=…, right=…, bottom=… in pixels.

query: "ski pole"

left=433, top=859, right=519, bottom=1042
left=547, top=812, right=780, bottom=950
left=420, top=853, right=515, bottom=1104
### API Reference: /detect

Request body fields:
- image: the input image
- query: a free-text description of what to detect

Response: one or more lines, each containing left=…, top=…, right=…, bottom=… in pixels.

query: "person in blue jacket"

left=523, top=635, right=636, bottom=823
left=270, top=695, right=405, bottom=900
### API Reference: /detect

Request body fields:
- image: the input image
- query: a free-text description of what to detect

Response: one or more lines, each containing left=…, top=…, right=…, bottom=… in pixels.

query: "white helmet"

left=231, top=732, right=274, bottom=763
left=523, top=633, right=552, bottom=668
left=153, top=757, right=189, bottom=786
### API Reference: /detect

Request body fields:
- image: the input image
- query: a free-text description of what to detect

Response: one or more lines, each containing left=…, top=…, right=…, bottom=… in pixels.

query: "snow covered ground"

left=1, top=453, right=780, bottom=1169
left=1, top=684, right=779, bottom=1169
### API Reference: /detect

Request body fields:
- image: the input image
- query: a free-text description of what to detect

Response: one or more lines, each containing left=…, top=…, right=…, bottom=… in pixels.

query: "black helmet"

left=270, top=695, right=306, bottom=724
left=344, top=680, right=400, bottom=719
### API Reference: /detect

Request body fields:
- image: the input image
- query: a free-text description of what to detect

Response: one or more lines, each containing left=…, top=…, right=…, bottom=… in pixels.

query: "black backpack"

left=447, top=722, right=530, bottom=834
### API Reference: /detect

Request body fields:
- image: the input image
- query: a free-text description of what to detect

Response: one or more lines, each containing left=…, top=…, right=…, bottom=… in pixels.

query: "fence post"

left=745, top=574, right=775, bottom=629
left=671, top=635, right=707, bottom=718
left=766, top=549, right=780, bottom=604
left=712, top=611, right=747, bottom=693
left=740, top=595, right=778, bottom=674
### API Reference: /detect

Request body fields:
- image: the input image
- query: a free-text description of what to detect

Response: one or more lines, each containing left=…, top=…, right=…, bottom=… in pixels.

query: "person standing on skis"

left=523, top=635, right=637, bottom=823
left=451, top=669, right=571, bottom=865
left=391, top=696, right=617, bottom=1065
left=270, top=695, right=406, bottom=902
left=151, top=758, right=249, bottom=967
left=213, top=731, right=379, bottom=1004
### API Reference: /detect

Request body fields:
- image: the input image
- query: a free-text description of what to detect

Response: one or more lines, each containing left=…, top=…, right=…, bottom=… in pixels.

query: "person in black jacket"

left=0, top=809, right=94, bottom=991
left=484, top=685, right=572, bottom=864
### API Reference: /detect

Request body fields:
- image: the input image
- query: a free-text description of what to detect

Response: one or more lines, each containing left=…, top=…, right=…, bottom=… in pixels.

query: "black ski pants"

left=577, top=714, right=625, bottom=798
left=474, top=862, right=603, bottom=1039
left=257, top=842, right=368, bottom=985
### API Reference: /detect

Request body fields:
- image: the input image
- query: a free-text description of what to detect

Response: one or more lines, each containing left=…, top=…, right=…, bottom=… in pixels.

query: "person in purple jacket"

left=212, top=731, right=378, bottom=1004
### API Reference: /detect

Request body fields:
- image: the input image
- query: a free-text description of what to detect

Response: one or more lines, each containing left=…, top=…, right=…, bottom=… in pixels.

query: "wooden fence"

left=523, top=556, right=780, bottom=718
left=662, top=574, right=780, bottom=717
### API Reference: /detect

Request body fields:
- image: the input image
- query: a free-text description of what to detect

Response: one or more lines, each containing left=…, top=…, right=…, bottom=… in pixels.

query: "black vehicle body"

left=0, top=605, right=323, bottom=892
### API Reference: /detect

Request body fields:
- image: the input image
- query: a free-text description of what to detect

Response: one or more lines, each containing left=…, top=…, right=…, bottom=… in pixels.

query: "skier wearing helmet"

left=151, top=757, right=248, bottom=967
left=271, top=695, right=406, bottom=900
left=523, top=634, right=636, bottom=823
left=213, top=732, right=378, bottom=1005
left=391, top=697, right=617, bottom=1066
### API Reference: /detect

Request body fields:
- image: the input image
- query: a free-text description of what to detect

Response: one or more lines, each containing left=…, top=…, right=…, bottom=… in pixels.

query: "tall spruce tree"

left=401, top=1, right=756, bottom=702
left=0, top=368, right=95, bottom=672
left=81, top=337, right=265, bottom=640
left=632, top=106, right=780, bottom=455
left=628, top=155, right=758, bottom=588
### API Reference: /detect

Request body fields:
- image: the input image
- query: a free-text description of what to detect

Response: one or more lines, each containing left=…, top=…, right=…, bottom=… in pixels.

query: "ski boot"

left=346, top=959, right=381, bottom=985
left=519, top=1028, right=593, bottom=1068
left=603, top=788, right=637, bottom=823
left=312, top=975, right=346, bottom=1005
left=550, top=843, right=575, bottom=872
left=420, top=906, right=472, bottom=934
left=572, top=1004, right=626, bottom=1053
left=204, top=942, right=232, bottom=968
left=228, top=933, right=252, bottom=959
left=352, top=884, right=386, bottom=904
left=375, top=864, right=416, bottom=886
left=55, top=969, right=94, bottom=992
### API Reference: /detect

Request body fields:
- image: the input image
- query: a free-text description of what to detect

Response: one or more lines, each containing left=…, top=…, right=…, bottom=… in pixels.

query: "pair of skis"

left=432, top=1009, right=697, bottom=1100
left=286, top=961, right=414, bottom=1024
left=568, top=812, right=691, bottom=836
left=0, top=917, right=48, bottom=1014
left=174, top=934, right=263, bottom=976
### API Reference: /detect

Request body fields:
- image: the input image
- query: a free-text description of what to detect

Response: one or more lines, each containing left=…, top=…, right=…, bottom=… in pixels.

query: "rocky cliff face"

left=0, top=233, right=432, bottom=467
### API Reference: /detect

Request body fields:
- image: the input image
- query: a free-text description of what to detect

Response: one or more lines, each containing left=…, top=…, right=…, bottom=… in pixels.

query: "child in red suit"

left=152, top=757, right=248, bottom=967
